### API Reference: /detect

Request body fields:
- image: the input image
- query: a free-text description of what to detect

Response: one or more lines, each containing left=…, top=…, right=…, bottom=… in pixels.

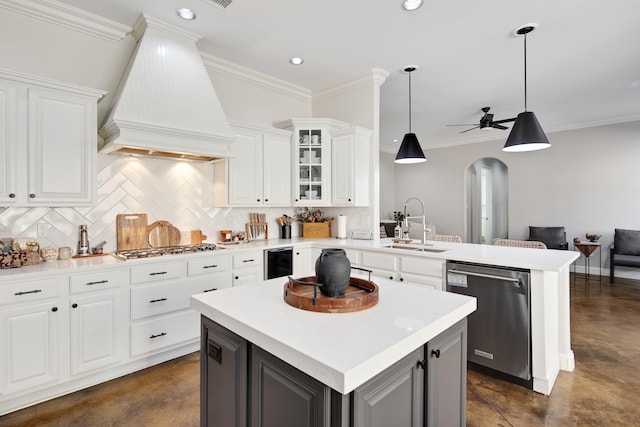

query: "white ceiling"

left=57, top=0, right=640, bottom=151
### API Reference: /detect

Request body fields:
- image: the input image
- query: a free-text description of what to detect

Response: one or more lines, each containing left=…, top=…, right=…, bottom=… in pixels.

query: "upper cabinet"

left=331, top=126, right=372, bottom=206
left=215, top=123, right=292, bottom=207
left=0, top=70, right=106, bottom=207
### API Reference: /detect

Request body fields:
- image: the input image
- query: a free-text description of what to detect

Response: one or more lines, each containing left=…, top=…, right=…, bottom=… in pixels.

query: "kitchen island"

left=191, top=276, right=476, bottom=426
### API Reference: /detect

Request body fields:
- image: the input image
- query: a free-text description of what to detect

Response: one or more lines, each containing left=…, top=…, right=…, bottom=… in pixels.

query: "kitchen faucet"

left=403, top=197, right=429, bottom=245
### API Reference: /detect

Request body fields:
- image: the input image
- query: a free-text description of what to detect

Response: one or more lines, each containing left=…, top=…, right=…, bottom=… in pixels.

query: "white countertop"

left=191, top=275, right=476, bottom=394
left=0, top=236, right=578, bottom=279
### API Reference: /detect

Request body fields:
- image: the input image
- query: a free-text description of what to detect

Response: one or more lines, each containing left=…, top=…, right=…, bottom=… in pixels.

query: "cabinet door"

left=233, top=266, right=263, bottom=287
left=352, top=346, right=424, bottom=427
left=228, top=131, right=262, bottom=205
left=426, top=319, right=467, bottom=427
left=251, top=344, right=328, bottom=427
left=70, top=292, right=122, bottom=375
left=0, top=301, right=62, bottom=394
left=27, top=86, right=96, bottom=205
left=294, top=127, right=330, bottom=206
left=293, top=247, right=312, bottom=277
left=263, top=133, right=291, bottom=206
left=0, top=81, right=19, bottom=204
left=331, top=133, right=354, bottom=205
left=201, top=317, right=247, bottom=427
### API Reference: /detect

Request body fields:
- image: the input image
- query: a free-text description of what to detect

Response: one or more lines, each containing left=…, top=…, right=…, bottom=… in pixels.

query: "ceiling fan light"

left=395, top=133, right=426, bottom=163
left=503, top=111, right=550, bottom=152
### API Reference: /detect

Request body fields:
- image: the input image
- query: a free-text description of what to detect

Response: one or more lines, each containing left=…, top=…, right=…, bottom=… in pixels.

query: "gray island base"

left=191, top=277, right=476, bottom=426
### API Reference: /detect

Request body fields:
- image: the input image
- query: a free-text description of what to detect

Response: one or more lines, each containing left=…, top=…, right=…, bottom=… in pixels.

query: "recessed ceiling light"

left=289, top=57, right=304, bottom=65
left=176, top=8, right=196, bottom=20
left=402, top=0, right=422, bottom=11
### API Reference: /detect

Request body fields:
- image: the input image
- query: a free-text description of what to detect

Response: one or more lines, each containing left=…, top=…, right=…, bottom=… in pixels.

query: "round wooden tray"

left=283, top=276, right=379, bottom=313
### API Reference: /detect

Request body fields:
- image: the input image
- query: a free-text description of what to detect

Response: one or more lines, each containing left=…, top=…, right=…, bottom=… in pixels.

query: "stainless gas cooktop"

left=113, top=243, right=219, bottom=260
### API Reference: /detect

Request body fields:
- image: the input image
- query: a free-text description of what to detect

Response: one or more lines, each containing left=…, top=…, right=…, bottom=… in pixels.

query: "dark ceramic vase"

left=315, top=248, right=351, bottom=297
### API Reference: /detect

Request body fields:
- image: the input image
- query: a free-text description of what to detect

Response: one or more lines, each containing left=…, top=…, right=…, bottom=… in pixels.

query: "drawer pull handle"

left=203, top=288, right=218, bottom=293
left=242, top=259, right=255, bottom=263
left=15, top=289, right=42, bottom=296
left=203, top=265, right=218, bottom=269
left=150, top=298, right=168, bottom=303
left=150, top=332, right=167, bottom=339
left=149, top=272, right=168, bottom=276
left=86, top=280, right=108, bottom=286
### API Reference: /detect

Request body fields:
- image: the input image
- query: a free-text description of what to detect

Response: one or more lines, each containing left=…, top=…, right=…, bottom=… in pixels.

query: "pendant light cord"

left=408, top=71, right=413, bottom=132
left=523, top=33, right=528, bottom=112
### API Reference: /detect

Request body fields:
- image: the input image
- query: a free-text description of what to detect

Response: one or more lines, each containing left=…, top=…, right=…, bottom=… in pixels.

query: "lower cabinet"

left=201, top=317, right=467, bottom=427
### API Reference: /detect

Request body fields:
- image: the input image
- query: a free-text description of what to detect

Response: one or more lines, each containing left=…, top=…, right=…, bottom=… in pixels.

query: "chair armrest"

left=559, top=242, right=569, bottom=250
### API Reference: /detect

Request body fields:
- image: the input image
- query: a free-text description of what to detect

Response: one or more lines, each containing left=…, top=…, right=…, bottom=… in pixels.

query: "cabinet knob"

left=295, top=199, right=299, bottom=202
left=389, top=275, right=393, bottom=280
left=296, top=252, right=300, bottom=255
left=72, top=303, right=78, bottom=308
left=417, top=359, right=426, bottom=370
left=431, top=349, right=441, bottom=359
left=257, top=199, right=260, bottom=202
left=348, top=198, right=352, bottom=202
left=51, top=306, right=58, bottom=312
left=235, top=276, right=239, bottom=280
left=265, top=199, right=269, bottom=202
left=399, top=277, right=404, bottom=282
left=29, top=193, right=36, bottom=199
left=9, top=193, right=15, bottom=198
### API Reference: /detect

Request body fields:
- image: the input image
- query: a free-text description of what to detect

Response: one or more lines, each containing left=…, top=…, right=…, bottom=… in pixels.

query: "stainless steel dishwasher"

left=446, top=261, right=532, bottom=388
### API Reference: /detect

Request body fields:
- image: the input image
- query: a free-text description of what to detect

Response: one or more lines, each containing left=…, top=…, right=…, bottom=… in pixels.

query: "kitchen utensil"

left=92, top=241, right=107, bottom=254
left=181, top=230, right=209, bottom=245
left=148, top=220, right=181, bottom=247
left=78, top=224, right=90, bottom=256
left=116, top=213, right=149, bottom=251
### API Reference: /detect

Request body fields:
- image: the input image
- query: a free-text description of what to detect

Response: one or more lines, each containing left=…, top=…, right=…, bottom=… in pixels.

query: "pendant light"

left=395, top=66, right=427, bottom=163
left=503, top=24, right=551, bottom=152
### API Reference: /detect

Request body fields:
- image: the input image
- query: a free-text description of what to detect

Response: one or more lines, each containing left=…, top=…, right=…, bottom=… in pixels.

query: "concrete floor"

left=2, top=275, right=639, bottom=426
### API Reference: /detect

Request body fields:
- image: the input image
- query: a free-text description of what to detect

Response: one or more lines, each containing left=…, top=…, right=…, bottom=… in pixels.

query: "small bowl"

left=40, top=247, right=59, bottom=262
left=585, top=233, right=601, bottom=242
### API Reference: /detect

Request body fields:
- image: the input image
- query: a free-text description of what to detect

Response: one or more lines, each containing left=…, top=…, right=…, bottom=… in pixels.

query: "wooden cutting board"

left=148, top=220, right=181, bottom=247
left=179, top=230, right=208, bottom=245
left=116, top=213, right=149, bottom=251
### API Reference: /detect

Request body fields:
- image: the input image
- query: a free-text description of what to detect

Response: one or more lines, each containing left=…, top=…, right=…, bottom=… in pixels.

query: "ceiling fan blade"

left=491, top=124, right=508, bottom=130
left=492, top=117, right=516, bottom=125
left=460, top=126, right=480, bottom=134
left=447, top=124, right=477, bottom=127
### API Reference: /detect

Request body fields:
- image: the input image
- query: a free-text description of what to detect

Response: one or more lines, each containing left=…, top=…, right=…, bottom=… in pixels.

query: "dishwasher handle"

left=448, top=269, right=521, bottom=283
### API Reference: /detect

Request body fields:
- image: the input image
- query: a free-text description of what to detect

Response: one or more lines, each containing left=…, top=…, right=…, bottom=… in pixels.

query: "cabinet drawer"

left=233, top=252, right=262, bottom=269
left=0, top=277, right=61, bottom=305
left=343, top=248, right=359, bottom=266
left=130, top=261, right=187, bottom=284
left=188, top=255, right=231, bottom=276
left=360, top=251, right=397, bottom=271
left=130, top=310, right=199, bottom=357
left=400, top=256, right=444, bottom=277
left=70, top=269, right=126, bottom=294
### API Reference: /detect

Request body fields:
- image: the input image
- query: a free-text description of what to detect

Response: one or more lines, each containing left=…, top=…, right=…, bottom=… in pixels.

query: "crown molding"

left=201, top=52, right=312, bottom=105
left=313, top=68, right=390, bottom=103
left=0, top=0, right=130, bottom=43
left=0, top=68, right=107, bottom=99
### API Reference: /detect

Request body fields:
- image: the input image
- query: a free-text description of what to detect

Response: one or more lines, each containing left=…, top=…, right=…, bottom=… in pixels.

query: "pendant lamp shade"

left=503, top=24, right=550, bottom=152
left=395, top=133, right=426, bottom=163
left=503, top=111, right=550, bottom=152
left=395, top=66, right=426, bottom=164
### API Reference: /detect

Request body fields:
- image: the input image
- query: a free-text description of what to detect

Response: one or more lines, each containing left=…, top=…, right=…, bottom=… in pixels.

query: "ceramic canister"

left=315, top=248, right=351, bottom=297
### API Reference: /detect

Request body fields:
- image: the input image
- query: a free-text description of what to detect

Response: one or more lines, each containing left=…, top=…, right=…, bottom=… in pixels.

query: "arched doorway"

left=466, top=158, right=508, bottom=244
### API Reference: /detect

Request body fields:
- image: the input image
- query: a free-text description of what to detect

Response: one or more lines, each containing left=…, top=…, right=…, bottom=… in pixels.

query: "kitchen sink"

left=383, top=244, right=448, bottom=253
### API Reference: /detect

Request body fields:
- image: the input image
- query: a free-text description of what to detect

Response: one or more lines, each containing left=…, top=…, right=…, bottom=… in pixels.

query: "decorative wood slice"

left=148, top=220, right=181, bottom=247
left=284, top=276, right=379, bottom=313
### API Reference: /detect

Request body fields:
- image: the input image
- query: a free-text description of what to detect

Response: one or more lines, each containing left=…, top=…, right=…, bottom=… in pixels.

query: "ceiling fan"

left=447, top=107, right=516, bottom=134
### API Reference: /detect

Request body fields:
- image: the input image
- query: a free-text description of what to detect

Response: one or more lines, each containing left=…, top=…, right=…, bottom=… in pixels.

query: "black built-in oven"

left=264, top=247, right=293, bottom=279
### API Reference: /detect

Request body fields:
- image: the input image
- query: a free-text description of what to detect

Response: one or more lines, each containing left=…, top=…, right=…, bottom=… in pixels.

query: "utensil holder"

left=281, top=225, right=291, bottom=239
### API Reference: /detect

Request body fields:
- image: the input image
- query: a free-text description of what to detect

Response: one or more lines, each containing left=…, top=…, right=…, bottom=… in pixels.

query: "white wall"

left=388, top=120, right=640, bottom=277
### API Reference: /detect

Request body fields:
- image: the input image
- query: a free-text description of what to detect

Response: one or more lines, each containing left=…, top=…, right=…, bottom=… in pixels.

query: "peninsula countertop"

left=191, top=275, right=476, bottom=394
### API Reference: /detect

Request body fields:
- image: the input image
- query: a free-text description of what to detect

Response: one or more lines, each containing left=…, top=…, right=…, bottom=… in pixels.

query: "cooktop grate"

left=113, top=243, right=219, bottom=260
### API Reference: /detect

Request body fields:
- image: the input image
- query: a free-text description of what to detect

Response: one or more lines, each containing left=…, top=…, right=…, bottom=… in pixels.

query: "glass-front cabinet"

left=275, top=118, right=349, bottom=206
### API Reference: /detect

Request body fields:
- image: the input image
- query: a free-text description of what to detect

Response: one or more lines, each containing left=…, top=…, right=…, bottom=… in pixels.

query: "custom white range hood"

left=99, top=14, right=234, bottom=162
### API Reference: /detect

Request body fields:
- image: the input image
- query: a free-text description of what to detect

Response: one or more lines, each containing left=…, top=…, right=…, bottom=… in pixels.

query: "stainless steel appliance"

left=264, top=247, right=293, bottom=280
left=446, top=261, right=532, bottom=388
left=113, top=243, right=218, bottom=260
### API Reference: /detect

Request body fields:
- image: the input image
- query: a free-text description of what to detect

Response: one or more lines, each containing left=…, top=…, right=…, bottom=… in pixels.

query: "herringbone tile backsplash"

left=0, top=154, right=370, bottom=254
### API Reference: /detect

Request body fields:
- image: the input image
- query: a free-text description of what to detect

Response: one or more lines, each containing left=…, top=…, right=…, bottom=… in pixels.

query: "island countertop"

left=191, top=275, right=476, bottom=394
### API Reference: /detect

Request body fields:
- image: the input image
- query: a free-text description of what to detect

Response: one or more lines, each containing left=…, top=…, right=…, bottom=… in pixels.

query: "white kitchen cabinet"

left=274, top=118, right=350, bottom=206
left=0, top=277, right=66, bottom=396
left=69, top=270, right=128, bottom=376
left=331, top=126, right=372, bottom=206
left=293, top=246, right=312, bottom=277
left=223, top=124, right=291, bottom=207
left=357, top=249, right=445, bottom=290
left=360, top=250, right=398, bottom=281
left=232, top=251, right=264, bottom=286
left=0, top=70, right=105, bottom=206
